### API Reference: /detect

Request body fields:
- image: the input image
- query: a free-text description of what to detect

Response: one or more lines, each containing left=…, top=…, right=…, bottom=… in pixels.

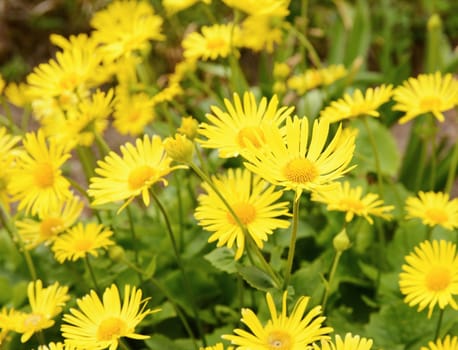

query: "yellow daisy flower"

left=38, top=342, right=66, bottom=350
left=52, top=222, right=114, bottom=263
left=405, top=191, right=458, bottom=230
left=13, top=280, right=70, bottom=343
left=113, top=90, right=155, bottom=136
left=0, top=127, right=21, bottom=209
left=311, top=181, right=394, bottom=224
left=319, top=85, right=394, bottom=123
left=421, top=335, right=458, bottom=350
left=222, top=0, right=290, bottom=17
left=243, top=115, right=356, bottom=197
left=90, top=0, right=164, bottom=61
left=4, top=82, right=31, bottom=107
left=200, top=343, right=234, bottom=350
left=61, top=284, right=159, bottom=349
left=223, top=291, right=333, bottom=348
left=182, top=23, right=240, bottom=61
left=314, top=333, right=374, bottom=350
left=16, top=195, right=84, bottom=249
left=194, top=168, right=291, bottom=260
left=287, top=65, right=347, bottom=95
left=239, top=15, right=285, bottom=53
left=393, top=72, right=458, bottom=124
left=178, top=116, right=199, bottom=140
left=8, top=130, right=72, bottom=216
left=399, top=240, right=458, bottom=318
left=163, top=0, right=211, bottom=16
left=198, top=91, right=294, bottom=158
left=88, top=135, right=183, bottom=213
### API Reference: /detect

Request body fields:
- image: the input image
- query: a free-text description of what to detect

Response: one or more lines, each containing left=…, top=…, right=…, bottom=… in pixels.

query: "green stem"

left=321, top=250, right=343, bottom=313
left=173, top=173, right=184, bottom=252
left=94, top=131, right=111, bottom=158
left=76, top=145, right=96, bottom=182
left=189, top=162, right=281, bottom=286
left=428, top=121, right=438, bottom=190
left=288, top=25, right=322, bottom=68
left=363, top=117, right=384, bottom=196
left=434, top=308, right=445, bottom=340
left=283, top=194, right=301, bottom=290
left=444, top=135, right=458, bottom=194
left=0, top=203, right=37, bottom=281
left=426, top=225, right=434, bottom=241
left=85, top=255, right=101, bottom=295
left=126, top=206, right=143, bottom=283
left=149, top=189, right=207, bottom=346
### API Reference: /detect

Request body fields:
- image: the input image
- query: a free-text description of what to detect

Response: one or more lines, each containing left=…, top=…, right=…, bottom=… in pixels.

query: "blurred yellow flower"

left=399, top=240, right=458, bottom=318
left=223, top=291, right=332, bottom=348
left=311, top=181, right=394, bottom=224
left=421, top=335, right=458, bottom=350
left=200, top=343, right=233, bottom=350
left=178, top=116, right=199, bottom=140
left=38, top=342, right=65, bottom=350
left=239, top=15, right=285, bottom=53
left=243, top=116, right=356, bottom=197
left=393, top=72, right=458, bottom=124
left=195, top=168, right=290, bottom=260
left=8, top=130, right=72, bottom=216
left=62, top=284, right=158, bottom=349
left=164, top=134, right=194, bottom=163
left=88, top=135, right=184, bottom=213
left=314, top=333, right=374, bottom=350
left=319, top=85, right=393, bottom=123
left=198, top=91, right=293, bottom=158
left=4, top=82, right=31, bottom=107
left=288, top=64, right=347, bottom=95
left=90, top=0, right=164, bottom=61
left=405, top=191, right=458, bottom=230
left=52, top=222, right=114, bottom=263
left=222, top=0, right=290, bottom=17
left=163, top=0, right=211, bottom=15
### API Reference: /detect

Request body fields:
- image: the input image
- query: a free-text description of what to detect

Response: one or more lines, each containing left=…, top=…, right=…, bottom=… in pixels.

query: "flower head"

left=314, top=333, right=373, bottom=350
left=88, top=135, right=184, bottom=213
left=38, top=342, right=66, bottom=350
left=200, top=343, right=234, bottom=350
left=90, top=0, right=164, bottom=61
left=399, top=240, right=458, bottom=318
left=421, top=335, right=458, bottom=350
left=195, top=168, right=290, bottom=260
left=287, top=65, right=347, bottom=95
left=222, top=0, right=290, bottom=17
left=243, top=116, right=356, bottom=197
left=393, top=72, right=458, bottom=124
left=319, top=85, right=393, bottom=123
left=178, top=116, right=199, bottom=140
left=182, top=23, right=240, bottom=61
left=61, top=284, right=159, bottom=349
left=164, top=134, right=194, bottom=163
left=198, top=92, right=294, bottom=158
left=8, top=130, right=72, bottom=216
left=13, top=280, right=70, bottom=343
left=163, top=0, right=211, bottom=15
left=52, top=222, right=114, bottom=263
left=311, top=181, right=394, bottom=224
left=405, top=191, right=458, bottom=230
left=223, top=291, right=333, bottom=349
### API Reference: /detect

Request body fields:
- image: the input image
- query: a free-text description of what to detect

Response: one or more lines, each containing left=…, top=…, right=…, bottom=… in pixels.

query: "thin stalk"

left=434, top=308, right=445, bottom=340
left=428, top=121, right=438, bottom=190
left=444, top=136, right=458, bottom=194
left=363, top=117, right=384, bottom=196
left=283, top=194, right=301, bottom=290
left=125, top=206, right=143, bottom=283
left=85, top=255, right=101, bottom=295
left=189, top=162, right=281, bottom=286
left=426, top=225, right=434, bottom=241
left=149, top=189, right=207, bottom=346
left=76, top=145, right=96, bottom=182
left=173, top=173, right=185, bottom=252
left=321, top=250, right=343, bottom=313
left=119, top=339, right=131, bottom=350
left=288, top=25, right=322, bottom=68
left=35, top=330, right=46, bottom=346
left=94, top=131, right=111, bottom=158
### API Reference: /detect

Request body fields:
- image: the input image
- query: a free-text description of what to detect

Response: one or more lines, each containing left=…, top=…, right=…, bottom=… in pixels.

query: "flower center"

left=128, top=165, right=156, bottom=190
left=128, top=110, right=140, bottom=122
left=206, top=38, right=226, bottom=51
left=227, top=202, right=256, bottom=225
left=59, top=73, right=78, bottom=91
left=267, top=330, right=292, bottom=350
left=24, top=313, right=44, bottom=328
left=97, top=317, right=127, bottom=341
left=340, top=198, right=365, bottom=213
left=40, top=217, right=64, bottom=239
left=283, top=158, right=319, bottom=184
left=420, top=96, right=442, bottom=111
left=237, top=126, right=265, bottom=148
left=74, top=238, right=93, bottom=252
left=34, top=162, right=55, bottom=188
left=425, top=208, right=448, bottom=225
left=426, top=266, right=451, bottom=291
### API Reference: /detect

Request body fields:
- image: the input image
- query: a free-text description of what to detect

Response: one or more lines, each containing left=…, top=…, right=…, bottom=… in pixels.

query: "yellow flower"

left=113, top=90, right=155, bottom=136
left=13, top=280, right=70, bottom=343
left=194, top=168, right=291, bottom=260
left=38, top=342, right=66, bottom=350
left=52, top=222, right=114, bottom=263
left=4, top=82, right=31, bottom=107
left=88, top=135, right=184, bottom=213
left=223, top=291, right=333, bottom=349
left=8, top=130, right=72, bottom=216
left=314, top=333, right=374, bottom=350
left=287, top=65, right=347, bottom=95
left=61, top=284, right=159, bottom=349
left=243, top=116, right=356, bottom=197
left=311, top=181, right=394, bottom=224
left=150, top=82, right=183, bottom=105
left=90, top=0, right=164, bottom=61
left=198, top=91, right=294, bottom=158
left=393, top=72, right=458, bottom=124
left=405, top=191, right=458, bottom=230
left=319, top=85, right=393, bottom=123
left=222, top=0, right=290, bottom=17
left=421, top=335, right=458, bottom=350
left=178, top=116, right=199, bottom=140
left=182, top=23, right=240, bottom=61
left=200, top=343, right=234, bottom=350
left=239, top=15, right=285, bottom=53
left=0, top=127, right=21, bottom=209
left=163, top=0, right=211, bottom=16
left=399, top=240, right=458, bottom=318
left=164, top=134, right=194, bottom=163
left=16, top=195, right=84, bottom=249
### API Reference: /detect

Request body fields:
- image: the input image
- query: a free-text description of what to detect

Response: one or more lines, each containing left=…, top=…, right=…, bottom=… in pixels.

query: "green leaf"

left=143, top=255, right=157, bottom=279
left=204, top=248, right=238, bottom=274
left=237, top=266, right=277, bottom=291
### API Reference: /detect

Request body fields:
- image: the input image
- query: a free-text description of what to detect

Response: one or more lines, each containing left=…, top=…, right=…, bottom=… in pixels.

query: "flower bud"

left=177, top=116, right=199, bottom=140
left=164, top=134, right=194, bottom=163
left=108, top=245, right=126, bottom=262
left=333, top=229, right=351, bottom=252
